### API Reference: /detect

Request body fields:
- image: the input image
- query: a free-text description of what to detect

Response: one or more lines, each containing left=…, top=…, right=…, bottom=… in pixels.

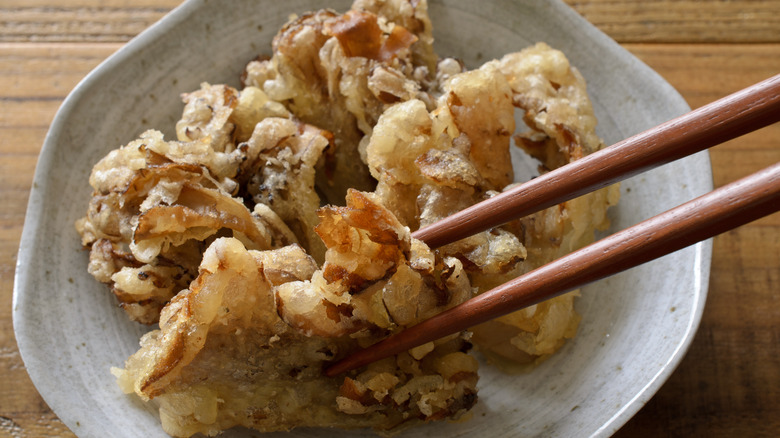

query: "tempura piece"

left=115, top=189, right=477, bottom=436
left=242, top=0, right=436, bottom=203
left=174, top=85, right=335, bottom=261
left=75, top=130, right=296, bottom=323
left=276, top=190, right=472, bottom=337
left=237, top=117, right=332, bottom=263
left=472, top=43, right=621, bottom=365
left=176, top=82, right=290, bottom=153
left=364, top=42, right=619, bottom=364
left=76, top=82, right=337, bottom=322
left=80, top=1, right=624, bottom=436
left=365, top=62, right=526, bottom=276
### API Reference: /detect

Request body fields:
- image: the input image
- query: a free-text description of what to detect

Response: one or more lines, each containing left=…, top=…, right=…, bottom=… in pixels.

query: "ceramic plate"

left=14, top=0, right=712, bottom=437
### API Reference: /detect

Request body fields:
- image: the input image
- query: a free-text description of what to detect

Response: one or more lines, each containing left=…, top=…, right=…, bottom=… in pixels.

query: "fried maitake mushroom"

left=242, top=0, right=437, bottom=204
left=76, top=95, right=333, bottom=323
left=77, top=0, right=620, bottom=435
left=114, top=190, right=477, bottom=436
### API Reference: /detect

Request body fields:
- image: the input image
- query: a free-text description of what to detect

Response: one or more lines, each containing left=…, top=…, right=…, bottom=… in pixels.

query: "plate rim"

left=13, top=0, right=713, bottom=436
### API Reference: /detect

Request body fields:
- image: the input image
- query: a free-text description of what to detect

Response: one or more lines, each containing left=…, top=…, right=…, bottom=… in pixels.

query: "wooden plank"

left=708, top=229, right=780, bottom=321
left=710, top=147, right=780, bottom=191
left=0, top=128, right=48, bottom=155
left=564, top=0, right=780, bottom=43
left=0, top=43, right=121, bottom=99
left=618, top=319, right=780, bottom=436
left=1, top=1, right=780, bottom=43
left=624, top=43, right=780, bottom=182
left=0, top=2, right=181, bottom=43
left=0, top=100, right=62, bottom=132
left=1, top=0, right=179, bottom=5
left=624, top=43, right=780, bottom=109
left=618, top=325, right=780, bottom=435
left=616, top=218, right=780, bottom=437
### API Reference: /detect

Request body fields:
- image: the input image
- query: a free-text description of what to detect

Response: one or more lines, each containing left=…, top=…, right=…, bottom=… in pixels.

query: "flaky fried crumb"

left=115, top=196, right=478, bottom=436
left=79, top=0, right=618, bottom=435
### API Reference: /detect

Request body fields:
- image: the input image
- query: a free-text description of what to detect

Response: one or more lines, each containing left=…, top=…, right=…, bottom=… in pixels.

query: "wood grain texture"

left=1, top=1, right=779, bottom=437
left=1, top=0, right=779, bottom=43
left=565, top=0, right=780, bottom=43
left=0, top=1, right=181, bottom=42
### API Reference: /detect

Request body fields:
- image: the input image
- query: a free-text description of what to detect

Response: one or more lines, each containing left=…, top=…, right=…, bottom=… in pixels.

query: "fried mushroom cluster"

left=77, top=0, right=618, bottom=436
left=114, top=192, right=477, bottom=436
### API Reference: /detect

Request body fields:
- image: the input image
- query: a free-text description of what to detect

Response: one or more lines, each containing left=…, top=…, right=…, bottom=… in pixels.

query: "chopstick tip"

left=325, top=355, right=364, bottom=377
left=323, top=363, right=343, bottom=378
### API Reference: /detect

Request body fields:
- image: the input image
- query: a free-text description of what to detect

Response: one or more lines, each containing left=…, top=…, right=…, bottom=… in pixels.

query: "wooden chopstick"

left=412, top=74, right=780, bottom=248
left=326, top=161, right=780, bottom=376
left=324, top=74, right=780, bottom=377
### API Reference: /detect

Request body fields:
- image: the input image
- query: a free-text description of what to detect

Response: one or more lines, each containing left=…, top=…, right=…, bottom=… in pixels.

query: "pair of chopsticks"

left=325, top=73, right=780, bottom=377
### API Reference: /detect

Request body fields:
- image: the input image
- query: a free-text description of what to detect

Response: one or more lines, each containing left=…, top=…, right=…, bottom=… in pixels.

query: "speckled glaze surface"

left=13, top=0, right=712, bottom=437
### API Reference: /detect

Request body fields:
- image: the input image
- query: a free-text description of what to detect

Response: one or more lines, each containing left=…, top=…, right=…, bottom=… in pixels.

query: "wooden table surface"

left=1, top=1, right=778, bottom=436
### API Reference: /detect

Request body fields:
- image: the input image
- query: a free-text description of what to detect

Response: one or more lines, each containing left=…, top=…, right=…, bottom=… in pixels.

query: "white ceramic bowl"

left=14, top=1, right=712, bottom=437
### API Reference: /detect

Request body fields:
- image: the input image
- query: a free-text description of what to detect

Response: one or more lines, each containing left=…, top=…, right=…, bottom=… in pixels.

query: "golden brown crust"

left=115, top=198, right=478, bottom=435
left=78, top=1, right=620, bottom=436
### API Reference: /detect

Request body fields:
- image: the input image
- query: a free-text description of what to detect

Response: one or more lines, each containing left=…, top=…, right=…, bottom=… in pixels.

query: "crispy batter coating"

left=242, top=0, right=437, bottom=204
left=78, top=0, right=620, bottom=435
left=176, top=83, right=290, bottom=151
left=114, top=191, right=477, bottom=436
left=75, top=129, right=292, bottom=323
left=276, top=190, right=471, bottom=338
left=76, top=86, right=336, bottom=322
left=366, top=62, right=526, bottom=276
left=364, top=41, right=620, bottom=364
left=471, top=43, right=620, bottom=365
left=237, top=117, right=333, bottom=263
